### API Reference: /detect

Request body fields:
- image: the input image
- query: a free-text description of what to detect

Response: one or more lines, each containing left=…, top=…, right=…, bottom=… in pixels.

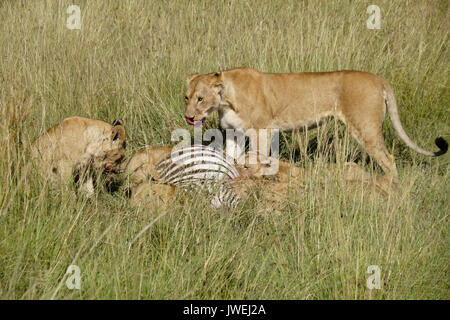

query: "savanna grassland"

left=0, top=0, right=448, bottom=299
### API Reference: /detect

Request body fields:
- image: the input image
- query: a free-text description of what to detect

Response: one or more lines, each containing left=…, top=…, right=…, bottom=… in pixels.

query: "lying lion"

left=232, top=152, right=389, bottom=207
left=31, top=116, right=126, bottom=195
left=184, top=68, right=448, bottom=184
left=121, top=146, right=173, bottom=186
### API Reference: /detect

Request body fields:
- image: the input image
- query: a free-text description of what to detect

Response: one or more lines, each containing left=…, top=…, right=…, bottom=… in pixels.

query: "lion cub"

left=122, top=146, right=175, bottom=208
left=121, top=146, right=173, bottom=186
left=31, top=116, right=126, bottom=195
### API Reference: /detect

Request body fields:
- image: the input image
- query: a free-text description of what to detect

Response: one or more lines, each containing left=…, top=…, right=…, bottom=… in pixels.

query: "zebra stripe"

left=158, top=146, right=238, bottom=178
left=156, top=145, right=241, bottom=208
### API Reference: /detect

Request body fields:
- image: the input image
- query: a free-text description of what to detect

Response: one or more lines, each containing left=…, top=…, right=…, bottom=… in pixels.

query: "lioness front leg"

left=247, top=129, right=281, bottom=176
left=225, top=129, right=245, bottom=161
left=246, top=128, right=274, bottom=157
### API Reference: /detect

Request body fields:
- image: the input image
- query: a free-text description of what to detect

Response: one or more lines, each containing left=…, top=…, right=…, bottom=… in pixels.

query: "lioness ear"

left=187, top=73, right=200, bottom=85
left=213, top=81, right=224, bottom=95
left=213, top=72, right=224, bottom=93
left=111, top=125, right=126, bottom=143
left=112, top=119, right=124, bottom=127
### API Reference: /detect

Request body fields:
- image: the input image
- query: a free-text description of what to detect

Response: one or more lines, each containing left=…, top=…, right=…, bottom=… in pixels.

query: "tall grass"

left=0, top=0, right=448, bottom=299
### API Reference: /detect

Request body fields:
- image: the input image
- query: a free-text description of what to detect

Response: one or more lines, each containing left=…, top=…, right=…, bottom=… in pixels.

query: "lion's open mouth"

left=185, top=116, right=206, bottom=126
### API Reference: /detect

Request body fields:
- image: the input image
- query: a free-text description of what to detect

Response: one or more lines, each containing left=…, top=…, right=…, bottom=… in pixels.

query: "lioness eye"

left=197, top=97, right=203, bottom=102
left=184, top=96, right=189, bottom=101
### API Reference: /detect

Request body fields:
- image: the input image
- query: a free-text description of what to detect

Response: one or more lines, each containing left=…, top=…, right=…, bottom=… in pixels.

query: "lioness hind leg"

left=345, top=122, right=399, bottom=185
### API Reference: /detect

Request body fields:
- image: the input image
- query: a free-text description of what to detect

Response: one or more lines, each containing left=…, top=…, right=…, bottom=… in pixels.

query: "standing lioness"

left=184, top=68, right=448, bottom=182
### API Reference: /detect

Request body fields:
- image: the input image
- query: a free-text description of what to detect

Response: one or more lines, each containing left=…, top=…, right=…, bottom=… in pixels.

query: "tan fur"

left=232, top=152, right=389, bottom=204
left=235, top=151, right=305, bottom=182
left=130, top=182, right=176, bottom=208
left=237, top=152, right=381, bottom=188
left=123, top=147, right=175, bottom=208
left=31, top=116, right=126, bottom=193
left=185, top=68, right=447, bottom=183
left=122, top=146, right=173, bottom=186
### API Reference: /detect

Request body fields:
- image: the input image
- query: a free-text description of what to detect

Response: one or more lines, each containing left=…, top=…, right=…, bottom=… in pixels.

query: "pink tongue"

left=186, top=117, right=205, bottom=126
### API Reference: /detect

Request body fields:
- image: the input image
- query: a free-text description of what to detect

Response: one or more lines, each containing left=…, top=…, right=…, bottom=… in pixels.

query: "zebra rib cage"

left=156, top=145, right=241, bottom=209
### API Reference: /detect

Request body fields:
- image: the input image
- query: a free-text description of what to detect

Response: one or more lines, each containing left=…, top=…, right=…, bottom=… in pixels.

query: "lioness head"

left=184, top=72, right=224, bottom=126
left=98, top=119, right=127, bottom=174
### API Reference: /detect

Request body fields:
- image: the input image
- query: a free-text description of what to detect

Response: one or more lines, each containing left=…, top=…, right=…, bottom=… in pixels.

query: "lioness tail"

left=382, top=81, right=448, bottom=157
